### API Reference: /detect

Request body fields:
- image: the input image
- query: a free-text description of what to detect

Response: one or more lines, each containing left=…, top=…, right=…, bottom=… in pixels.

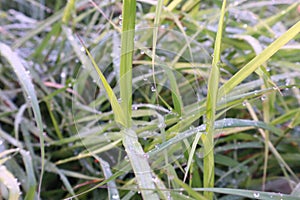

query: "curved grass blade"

left=0, top=165, right=21, bottom=200
left=0, top=43, right=45, bottom=197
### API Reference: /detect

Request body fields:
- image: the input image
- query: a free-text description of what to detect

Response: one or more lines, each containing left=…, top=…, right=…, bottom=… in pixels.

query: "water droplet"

left=281, top=10, right=286, bottom=15
left=75, top=59, right=79, bottom=63
left=124, top=156, right=129, bottom=162
left=253, top=192, right=260, bottom=198
left=60, top=72, right=66, bottom=78
left=254, top=90, right=258, bottom=95
left=261, top=95, right=266, bottom=101
left=143, top=153, right=149, bottom=159
left=133, top=106, right=138, bottom=110
left=266, top=67, right=270, bottom=72
left=243, top=24, right=248, bottom=28
left=80, top=46, right=85, bottom=52
left=158, top=123, right=166, bottom=129
left=119, top=21, right=122, bottom=26
left=68, top=83, right=72, bottom=87
left=92, top=79, right=97, bottom=83
left=119, top=15, right=122, bottom=20
left=151, top=85, right=156, bottom=92
left=152, top=176, right=159, bottom=183
left=118, top=98, right=122, bottom=103
left=242, top=101, right=247, bottom=106
left=112, top=193, right=119, bottom=199
left=140, top=50, right=145, bottom=55
left=285, top=79, right=290, bottom=85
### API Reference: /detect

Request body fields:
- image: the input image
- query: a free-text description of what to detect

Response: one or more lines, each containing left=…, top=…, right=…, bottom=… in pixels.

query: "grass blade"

left=0, top=43, right=45, bottom=197
left=194, top=188, right=299, bottom=200
left=219, top=20, right=300, bottom=96
left=119, top=0, right=136, bottom=127
left=202, top=0, right=226, bottom=198
left=0, top=165, right=21, bottom=200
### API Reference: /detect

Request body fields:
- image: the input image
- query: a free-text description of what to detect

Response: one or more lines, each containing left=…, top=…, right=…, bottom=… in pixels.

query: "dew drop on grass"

left=281, top=10, right=286, bottom=15
left=243, top=24, right=248, bottom=28
left=158, top=123, right=166, bottom=129
left=112, top=193, right=119, bottom=199
left=151, top=85, right=156, bottom=92
left=118, top=98, right=122, bottom=103
left=140, top=50, right=145, bottom=55
left=261, top=95, right=266, bottom=101
left=152, top=176, right=159, bottom=183
left=68, top=83, right=72, bottom=87
left=119, top=21, right=122, bottom=26
left=60, top=72, right=66, bottom=78
left=119, top=15, right=122, bottom=20
left=143, top=153, right=149, bottom=159
left=124, top=156, right=129, bottom=162
left=242, top=101, right=247, bottom=106
left=253, top=192, right=260, bottom=198
left=80, top=46, right=85, bottom=52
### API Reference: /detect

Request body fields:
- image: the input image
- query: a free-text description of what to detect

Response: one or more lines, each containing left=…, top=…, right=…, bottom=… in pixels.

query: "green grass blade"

left=62, top=26, right=126, bottom=126
left=0, top=43, right=45, bottom=197
left=219, top=20, right=300, bottom=96
left=62, top=0, right=75, bottom=24
left=202, top=0, right=226, bottom=198
left=119, top=0, right=136, bottom=127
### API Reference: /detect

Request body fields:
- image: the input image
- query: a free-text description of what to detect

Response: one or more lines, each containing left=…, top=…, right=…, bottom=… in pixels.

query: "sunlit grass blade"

left=219, top=20, right=300, bottom=96
left=62, top=26, right=126, bottom=126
